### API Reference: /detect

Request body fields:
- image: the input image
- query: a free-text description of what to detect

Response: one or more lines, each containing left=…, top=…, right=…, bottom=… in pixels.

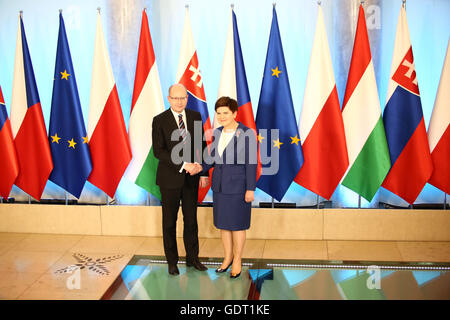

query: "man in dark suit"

left=152, top=83, right=209, bottom=275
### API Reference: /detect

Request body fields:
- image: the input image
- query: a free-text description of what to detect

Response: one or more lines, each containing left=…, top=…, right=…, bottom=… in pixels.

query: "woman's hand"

left=199, top=177, right=209, bottom=188
left=245, top=190, right=254, bottom=203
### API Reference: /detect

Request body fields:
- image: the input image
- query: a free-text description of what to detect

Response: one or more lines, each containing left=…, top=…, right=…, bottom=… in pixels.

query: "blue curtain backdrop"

left=0, top=0, right=448, bottom=207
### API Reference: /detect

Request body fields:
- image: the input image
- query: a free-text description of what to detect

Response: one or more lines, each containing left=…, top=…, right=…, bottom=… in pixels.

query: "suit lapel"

left=164, top=109, right=179, bottom=132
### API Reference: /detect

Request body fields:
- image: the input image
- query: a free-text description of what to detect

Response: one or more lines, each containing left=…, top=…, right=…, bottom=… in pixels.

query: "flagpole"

left=271, top=197, right=274, bottom=209
left=316, top=194, right=320, bottom=209
left=444, top=193, right=447, bottom=210
left=65, top=191, right=68, bottom=205
left=28, top=195, right=31, bottom=204
left=358, top=195, right=361, bottom=209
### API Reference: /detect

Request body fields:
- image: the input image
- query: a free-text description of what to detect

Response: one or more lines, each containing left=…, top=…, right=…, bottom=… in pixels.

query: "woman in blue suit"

left=200, top=96, right=258, bottom=278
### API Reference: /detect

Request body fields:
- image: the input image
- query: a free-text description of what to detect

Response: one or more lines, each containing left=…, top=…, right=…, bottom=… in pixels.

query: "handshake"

left=184, top=162, right=203, bottom=175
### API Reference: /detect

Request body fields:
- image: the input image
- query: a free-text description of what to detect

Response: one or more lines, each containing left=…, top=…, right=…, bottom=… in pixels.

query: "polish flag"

left=294, top=5, right=349, bottom=200
left=125, top=10, right=164, bottom=200
left=0, top=85, right=19, bottom=199
left=382, top=6, right=433, bottom=204
left=10, top=15, right=53, bottom=201
left=217, top=8, right=261, bottom=179
left=176, top=7, right=213, bottom=203
left=427, top=39, right=449, bottom=194
left=87, top=11, right=132, bottom=198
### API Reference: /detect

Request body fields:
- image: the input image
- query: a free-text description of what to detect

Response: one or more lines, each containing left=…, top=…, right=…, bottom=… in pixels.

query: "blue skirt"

left=213, top=192, right=251, bottom=231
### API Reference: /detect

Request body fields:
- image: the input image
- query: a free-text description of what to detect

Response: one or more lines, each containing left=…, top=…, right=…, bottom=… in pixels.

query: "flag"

left=126, top=10, right=164, bottom=200
left=10, top=14, right=53, bottom=201
left=382, top=6, right=433, bottom=204
left=176, top=7, right=213, bottom=203
left=255, top=7, right=304, bottom=202
left=217, top=8, right=261, bottom=178
left=341, top=5, right=391, bottom=202
left=0, top=85, right=19, bottom=199
left=48, top=13, right=92, bottom=199
left=87, top=11, right=132, bottom=198
left=427, top=39, right=449, bottom=194
left=294, top=5, right=348, bottom=200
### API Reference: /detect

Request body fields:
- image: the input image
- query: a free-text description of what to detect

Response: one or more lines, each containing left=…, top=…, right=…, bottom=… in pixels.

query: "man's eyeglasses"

left=169, top=96, right=187, bottom=101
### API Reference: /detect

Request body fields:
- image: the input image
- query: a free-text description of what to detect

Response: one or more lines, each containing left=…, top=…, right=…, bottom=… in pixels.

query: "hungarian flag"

left=382, top=5, right=433, bottom=204
left=10, top=14, right=53, bottom=201
left=176, top=7, right=213, bottom=203
left=341, top=4, right=391, bottom=202
left=427, top=39, right=449, bottom=194
left=294, top=5, right=348, bottom=200
left=217, top=8, right=261, bottom=179
left=125, top=10, right=164, bottom=200
left=0, top=85, right=19, bottom=199
left=87, top=11, right=132, bottom=198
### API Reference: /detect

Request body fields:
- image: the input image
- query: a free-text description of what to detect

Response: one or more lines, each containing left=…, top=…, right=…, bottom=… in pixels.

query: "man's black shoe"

left=186, top=260, right=208, bottom=271
left=168, top=264, right=179, bottom=275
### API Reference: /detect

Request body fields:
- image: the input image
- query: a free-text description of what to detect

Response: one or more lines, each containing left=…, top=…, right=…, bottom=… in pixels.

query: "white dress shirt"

left=170, top=108, right=188, bottom=173
left=218, top=129, right=236, bottom=157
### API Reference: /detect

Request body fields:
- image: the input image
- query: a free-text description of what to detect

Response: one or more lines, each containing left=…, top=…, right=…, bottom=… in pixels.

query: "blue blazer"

left=202, top=122, right=258, bottom=195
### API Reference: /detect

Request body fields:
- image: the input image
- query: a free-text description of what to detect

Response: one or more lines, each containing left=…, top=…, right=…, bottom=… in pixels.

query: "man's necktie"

left=178, top=114, right=187, bottom=141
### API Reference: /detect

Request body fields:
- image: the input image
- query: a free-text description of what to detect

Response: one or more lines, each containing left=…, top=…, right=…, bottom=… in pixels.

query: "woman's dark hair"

left=215, top=96, right=238, bottom=113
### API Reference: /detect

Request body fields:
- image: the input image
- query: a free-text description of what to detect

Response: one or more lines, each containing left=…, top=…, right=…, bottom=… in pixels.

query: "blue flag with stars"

left=48, top=13, right=92, bottom=198
left=255, top=7, right=304, bottom=202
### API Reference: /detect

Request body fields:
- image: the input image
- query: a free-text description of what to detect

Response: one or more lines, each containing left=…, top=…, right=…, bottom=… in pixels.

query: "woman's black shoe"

left=230, top=271, right=241, bottom=279
left=215, top=260, right=233, bottom=273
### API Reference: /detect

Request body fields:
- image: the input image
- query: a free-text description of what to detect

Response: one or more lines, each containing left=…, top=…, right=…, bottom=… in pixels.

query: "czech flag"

left=10, top=14, right=53, bottom=201
left=217, top=7, right=261, bottom=179
left=0, top=85, right=19, bottom=199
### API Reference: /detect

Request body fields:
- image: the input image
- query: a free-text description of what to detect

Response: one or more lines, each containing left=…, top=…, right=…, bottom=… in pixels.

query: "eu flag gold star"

left=68, top=138, right=77, bottom=149
left=290, top=135, right=301, bottom=145
left=51, top=133, right=61, bottom=144
left=60, top=70, right=70, bottom=80
left=273, top=138, right=283, bottom=149
left=257, top=133, right=264, bottom=143
left=82, top=136, right=89, bottom=144
left=271, top=66, right=282, bottom=78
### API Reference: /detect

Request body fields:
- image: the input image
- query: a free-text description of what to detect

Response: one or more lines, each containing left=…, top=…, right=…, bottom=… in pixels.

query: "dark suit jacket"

left=152, top=108, right=207, bottom=189
left=202, top=122, right=257, bottom=194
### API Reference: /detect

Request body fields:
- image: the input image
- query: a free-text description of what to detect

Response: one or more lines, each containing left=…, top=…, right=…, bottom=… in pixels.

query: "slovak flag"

left=0, top=85, right=19, bottom=199
left=217, top=8, right=261, bottom=179
left=10, top=14, right=53, bottom=201
left=87, top=11, right=132, bottom=198
left=382, top=5, right=433, bottom=204
left=176, top=6, right=213, bottom=203
left=427, top=39, right=449, bottom=194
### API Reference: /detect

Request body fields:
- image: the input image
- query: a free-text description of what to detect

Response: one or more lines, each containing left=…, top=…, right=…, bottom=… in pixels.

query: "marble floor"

left=1, top=232, right=450, bottom=300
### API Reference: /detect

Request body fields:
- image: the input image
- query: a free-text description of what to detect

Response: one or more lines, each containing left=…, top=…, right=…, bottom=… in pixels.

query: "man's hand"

left=245, top=190, right=254, bottom=203
left=184, top=162, right=203, bottom=175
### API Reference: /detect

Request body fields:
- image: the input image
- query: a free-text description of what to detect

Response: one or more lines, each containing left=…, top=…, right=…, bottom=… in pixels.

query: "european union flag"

left=255, top=7, right=304, bottom=202
left=48, top=13, right=92, bottom=198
